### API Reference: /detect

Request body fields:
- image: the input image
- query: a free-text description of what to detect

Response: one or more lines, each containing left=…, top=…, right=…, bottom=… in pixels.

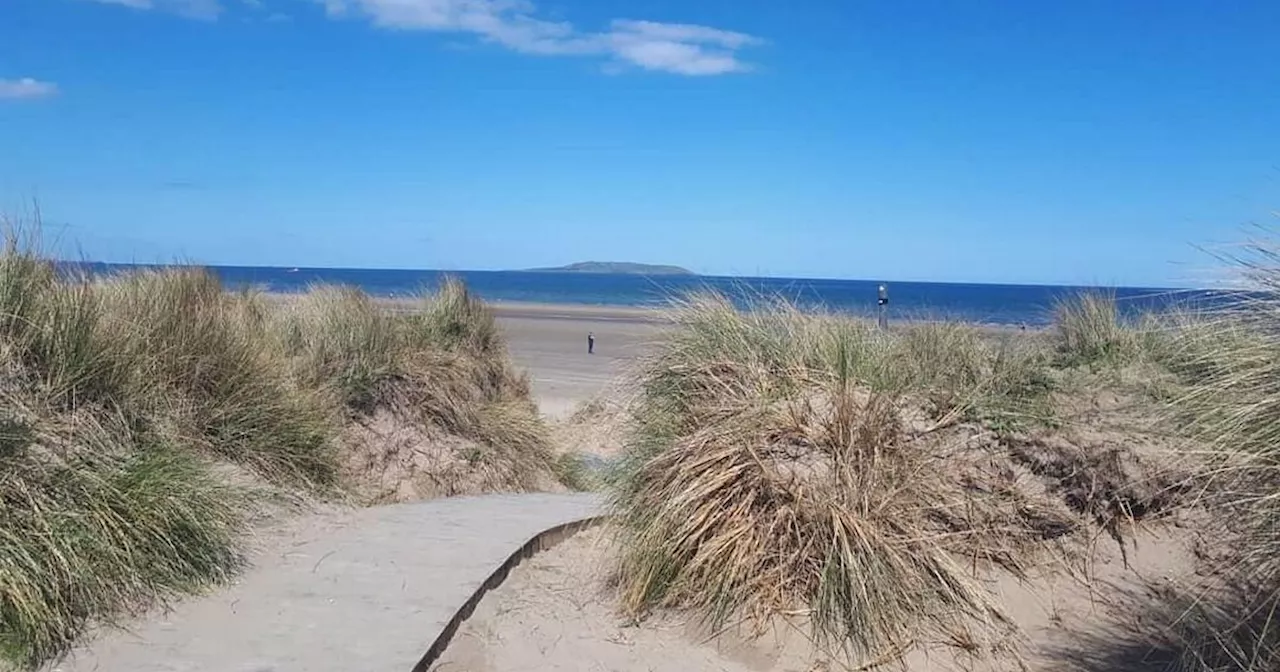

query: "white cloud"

left=607, top=19, right=759, bottom=75
left=321, top=0, right=762, bottom=75
left=609, top=20, right=759, bottom=51
left=0, top=78, right=59, bottom=101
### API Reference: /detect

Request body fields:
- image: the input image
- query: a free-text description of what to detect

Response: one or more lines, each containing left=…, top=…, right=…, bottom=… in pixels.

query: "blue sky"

left=1, top=0, right=1278, bottom=286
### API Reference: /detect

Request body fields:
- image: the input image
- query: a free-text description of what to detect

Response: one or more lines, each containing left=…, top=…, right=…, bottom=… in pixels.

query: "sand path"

left=48, top=494, right=603, bottom=672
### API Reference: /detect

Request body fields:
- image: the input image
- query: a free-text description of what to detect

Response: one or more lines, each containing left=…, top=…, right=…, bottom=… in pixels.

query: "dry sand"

left=48, top=494, right=604, bottom=672
left=434, top=526, right=1200, bottom=672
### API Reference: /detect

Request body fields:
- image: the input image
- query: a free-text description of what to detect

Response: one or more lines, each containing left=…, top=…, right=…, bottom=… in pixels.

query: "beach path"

left=48, top=493, right=603, bottom=672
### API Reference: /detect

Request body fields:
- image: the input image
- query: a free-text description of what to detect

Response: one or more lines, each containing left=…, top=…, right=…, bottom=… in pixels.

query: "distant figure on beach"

left=587, top=332, right=595, bottom=355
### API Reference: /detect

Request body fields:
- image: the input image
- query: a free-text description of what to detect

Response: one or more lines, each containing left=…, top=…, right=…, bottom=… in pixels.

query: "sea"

left=83, top=263, right=1210, bottom=327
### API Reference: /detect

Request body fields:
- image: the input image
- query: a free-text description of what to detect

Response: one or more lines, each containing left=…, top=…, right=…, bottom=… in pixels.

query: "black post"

left=877, top=283, right=889, bottom=330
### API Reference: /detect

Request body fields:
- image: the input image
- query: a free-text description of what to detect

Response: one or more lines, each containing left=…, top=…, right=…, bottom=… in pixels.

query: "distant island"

left=525, top=261, right=696, bottom=276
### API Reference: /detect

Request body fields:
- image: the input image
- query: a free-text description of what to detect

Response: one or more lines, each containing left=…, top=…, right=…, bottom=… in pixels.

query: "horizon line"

left=63, top=259, right=1204, bottom=292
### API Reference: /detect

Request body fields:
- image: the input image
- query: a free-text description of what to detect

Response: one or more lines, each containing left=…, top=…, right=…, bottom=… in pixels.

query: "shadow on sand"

left=1046, top=576, right=1280, bottom=672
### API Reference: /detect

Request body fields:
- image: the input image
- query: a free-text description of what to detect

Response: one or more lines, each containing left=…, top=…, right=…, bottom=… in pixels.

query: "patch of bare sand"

left=434, top=526, right=827, bottom=672
left=340, top=409, right=566, bottom=504
left=434, top=522, right=1200, bottom=672
left=550, top=391, right=630, bottom=460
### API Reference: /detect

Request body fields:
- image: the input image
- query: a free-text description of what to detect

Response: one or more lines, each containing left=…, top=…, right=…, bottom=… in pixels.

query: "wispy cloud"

left=607, top=20, right=760, bottom=75
left=79, top=0, right=764, bottom=74
left=319, top=0, right=763, bottom=75
left=83, top=0, right=222, bottom=20
left=0, top=78, right=59, bottom=101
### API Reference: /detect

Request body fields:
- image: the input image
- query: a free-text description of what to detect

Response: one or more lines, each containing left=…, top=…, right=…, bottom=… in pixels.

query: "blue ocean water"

left=84, top=263, right=1204, bottom=327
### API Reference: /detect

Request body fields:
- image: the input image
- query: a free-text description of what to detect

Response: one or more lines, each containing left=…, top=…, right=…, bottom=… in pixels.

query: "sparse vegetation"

left=0, top=230, right=562, bottom=668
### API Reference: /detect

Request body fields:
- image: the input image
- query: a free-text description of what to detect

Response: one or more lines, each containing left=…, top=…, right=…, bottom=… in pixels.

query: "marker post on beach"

left=877, top=284, right=889, bottom=330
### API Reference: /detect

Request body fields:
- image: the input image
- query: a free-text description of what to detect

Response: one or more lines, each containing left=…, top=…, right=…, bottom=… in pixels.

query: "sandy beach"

left=493, top=303, right=664, bottom=419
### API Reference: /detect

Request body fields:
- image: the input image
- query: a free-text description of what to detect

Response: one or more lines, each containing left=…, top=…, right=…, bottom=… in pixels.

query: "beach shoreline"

left=267, top=292, right=1045, bottom=330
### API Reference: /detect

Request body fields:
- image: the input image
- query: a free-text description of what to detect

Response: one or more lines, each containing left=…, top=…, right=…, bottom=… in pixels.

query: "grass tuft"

left=415, top=275, right=504, bottom=355
left=893, top=321, right=1055, bottom=430
left=1149, top=236, right=1280, bottom=670
left=274, top=284, right=401, bottom=412
left=608, top=293, right=1039, bottom=664
left=1053, top=291, right=1144, bottom=367
left=0, top=373, right=247, bottom=668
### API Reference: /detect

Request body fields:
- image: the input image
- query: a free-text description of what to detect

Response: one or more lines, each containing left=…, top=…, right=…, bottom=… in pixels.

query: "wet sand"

left=493, top=303, right=664, bottom=419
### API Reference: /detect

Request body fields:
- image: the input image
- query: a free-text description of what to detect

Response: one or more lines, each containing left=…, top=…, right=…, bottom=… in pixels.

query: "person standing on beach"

left=587, top=332, right=595, bottom=355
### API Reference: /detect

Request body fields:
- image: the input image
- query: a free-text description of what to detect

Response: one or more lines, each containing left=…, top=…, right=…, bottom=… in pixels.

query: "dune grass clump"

left=415, top=275, right=505, bottom=355
left=0, top=239, right=255, bottom=667
left=609, top=294, right=1035, bottom=664
left=1052, top=291, right=1152, bottom=368
left=95, top=269, right=339, bottom=487
left=892, top=321, right=1055, bottom=430
left=278, top=277, right=530, bottom=417
left=1150, top=242, right=1280, bottom=671
left=273, top=284, right=403, bottom=412
left=0, top=413, right=245, bottom=667
left=271, top=276, right=557, bottom=496
left=406, top=277, right=544, bottom=447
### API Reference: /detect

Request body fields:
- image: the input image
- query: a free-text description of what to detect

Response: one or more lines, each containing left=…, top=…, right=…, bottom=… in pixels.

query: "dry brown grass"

left=1053, top=291, right=1146, bottom=367
left=1140, top=239, right=1280, bottom=671
left=273, top=277, right=560, bottom=502
left=606, top=294, right=1083, bottom=666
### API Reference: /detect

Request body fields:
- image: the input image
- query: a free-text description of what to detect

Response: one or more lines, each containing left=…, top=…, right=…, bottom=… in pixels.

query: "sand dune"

left=458, top=303, right=1205, bottom=672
